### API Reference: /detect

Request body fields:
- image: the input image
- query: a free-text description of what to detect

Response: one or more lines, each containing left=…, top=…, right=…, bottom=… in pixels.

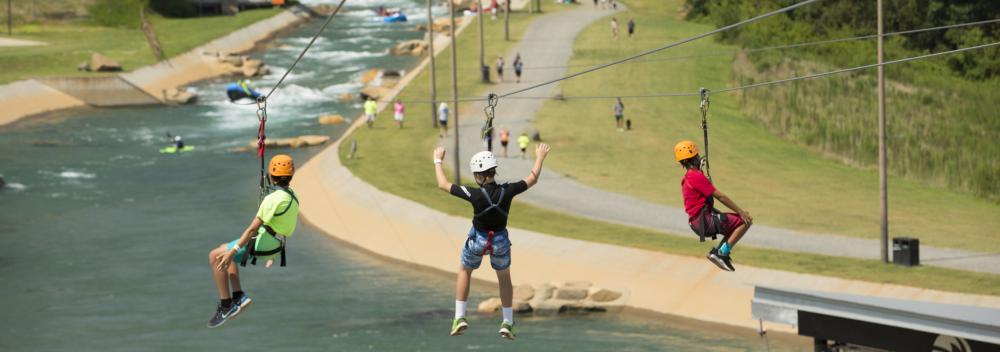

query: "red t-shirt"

left=681, top=169, right=716, bottom=221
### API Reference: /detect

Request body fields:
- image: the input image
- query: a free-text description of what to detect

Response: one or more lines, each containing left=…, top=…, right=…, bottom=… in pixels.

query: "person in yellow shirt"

left=206, top=154, right=300, bottom=328
left=364, top=97, right=378, bottom=129
left=516, top=132, right=530, bottom=159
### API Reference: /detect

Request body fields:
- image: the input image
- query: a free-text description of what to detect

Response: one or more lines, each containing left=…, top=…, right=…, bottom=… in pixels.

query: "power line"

left=504, top=41, right=1000, bottom=101
left=265, top=0, right=348, bottom=101
left=496, top=0, right=823, bottom=98
left=509, top=17, right=1000, bottom=71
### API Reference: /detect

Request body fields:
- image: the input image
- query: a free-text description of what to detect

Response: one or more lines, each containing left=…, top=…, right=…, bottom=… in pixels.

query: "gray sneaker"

left=207, top=303, right=239, bottom=328
left=232, top=294, right=253, bottom=318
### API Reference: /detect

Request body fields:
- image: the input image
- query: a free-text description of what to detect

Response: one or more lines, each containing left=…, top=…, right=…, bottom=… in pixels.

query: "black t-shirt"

left=450, top=181, right=528, bottom=231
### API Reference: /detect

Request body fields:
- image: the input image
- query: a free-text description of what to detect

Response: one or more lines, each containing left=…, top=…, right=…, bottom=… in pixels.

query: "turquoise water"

left=0, top=1, right=807, bottom=350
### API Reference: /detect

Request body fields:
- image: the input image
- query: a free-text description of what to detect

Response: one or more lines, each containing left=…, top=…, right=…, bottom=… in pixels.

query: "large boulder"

left=90, top=53, right=122, bottom=72
left=512, top=300, right=532, bottom=313
left=338, top=92, right=355, bottom=102
left=588, top=288, right=622, bottom=303
left=554, top=287, right=588, bottom=300
left=298, top=135, right=330, bottom=146
left=318, top=115, right=346, bottom=125
left=360, top=86, right=390, bottom=100
left=359, top=68, right=380, bottom=85
left=163, top=88, right=197, bottom=105
left=477, top=297, right=502, bottom=313
left=391, top=40, right=429, bottom=56
left=513, top=284, right=535, bottom=301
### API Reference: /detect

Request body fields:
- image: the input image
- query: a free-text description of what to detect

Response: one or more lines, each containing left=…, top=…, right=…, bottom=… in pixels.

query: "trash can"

left=481, top=65, right=491, bottom=83
left=892, top=237, right=919, bottom=266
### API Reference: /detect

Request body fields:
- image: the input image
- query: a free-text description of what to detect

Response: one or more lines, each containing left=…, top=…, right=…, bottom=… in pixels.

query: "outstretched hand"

left=535, top=143, right=551, bottom=160
left=433, top=147, right=446, bottom=161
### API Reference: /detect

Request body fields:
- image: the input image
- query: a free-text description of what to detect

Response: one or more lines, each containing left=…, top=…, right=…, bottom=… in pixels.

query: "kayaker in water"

left=174, top=135, right=185, bottom=150
left=206, top=154, right=300, bottom=328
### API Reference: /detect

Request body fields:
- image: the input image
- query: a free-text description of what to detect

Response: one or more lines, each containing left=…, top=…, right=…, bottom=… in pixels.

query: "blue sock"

left=719, top=242, right=732, bottom=256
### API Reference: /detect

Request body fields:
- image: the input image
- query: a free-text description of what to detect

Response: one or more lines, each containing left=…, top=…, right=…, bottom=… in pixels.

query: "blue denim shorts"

left=460, top=227, right=511, bottom=270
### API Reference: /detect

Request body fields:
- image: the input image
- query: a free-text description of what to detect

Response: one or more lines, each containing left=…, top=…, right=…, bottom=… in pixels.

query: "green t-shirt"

left=254, top=188, right=299, bottom=253
left=517, top=135, right=531, bottom=148
left=364, top=100, right=378, bottom=114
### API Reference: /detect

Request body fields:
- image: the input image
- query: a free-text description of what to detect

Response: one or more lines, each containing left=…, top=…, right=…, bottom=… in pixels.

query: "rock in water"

left=554, top=287, right=588, bottom=300
left=477, top=297, right=502, bottom=313
left=318, top=115, right=346, bottom=125
left=588, top=288, right=622, bottom=302
left=359, top=69, right=380, bottom=85
left=90, top=53, right=122, bottom=72
left=297, top=135, right=330, bottom=146
left=390, top=40, right=429, bottom=56
left=513, top=284, right=535, bottom=301
left=163, top=88, right=197, bottom=105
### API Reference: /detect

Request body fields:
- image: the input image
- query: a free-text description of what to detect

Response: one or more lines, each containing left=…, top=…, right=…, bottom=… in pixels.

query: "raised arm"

left=433, top=147, right=453, bottom=192
left=522, top=143, right=551, bottom=188
left=712, top=189, right=753, bottom=225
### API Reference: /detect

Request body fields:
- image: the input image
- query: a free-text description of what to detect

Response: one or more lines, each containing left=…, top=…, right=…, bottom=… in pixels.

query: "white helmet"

left=469, top=151, right=497, bottom=173
left=174, top=135, right=182, bottom=141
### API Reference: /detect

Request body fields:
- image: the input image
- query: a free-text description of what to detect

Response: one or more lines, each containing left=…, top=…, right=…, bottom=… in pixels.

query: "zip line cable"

left=264, top=0, right=348, bottom=101
left=496, top=0, right=823, bottom=99
left=383, top=40, right=999, bottom=104
left=511, top=17, right=1000, bottom=71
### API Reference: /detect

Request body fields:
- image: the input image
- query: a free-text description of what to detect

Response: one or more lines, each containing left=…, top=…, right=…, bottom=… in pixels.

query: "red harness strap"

left=481, top=231, right=495, bottom=256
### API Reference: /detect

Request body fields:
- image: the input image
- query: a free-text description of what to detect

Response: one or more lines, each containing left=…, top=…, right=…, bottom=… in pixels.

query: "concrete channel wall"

left=0, top=6, right=311, bottom=127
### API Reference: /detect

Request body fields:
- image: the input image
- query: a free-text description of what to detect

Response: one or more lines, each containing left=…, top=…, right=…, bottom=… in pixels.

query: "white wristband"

left=434, top=159, right=443, bottom=164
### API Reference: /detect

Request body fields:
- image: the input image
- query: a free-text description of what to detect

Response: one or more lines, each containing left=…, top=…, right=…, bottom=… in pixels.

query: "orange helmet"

left=674, top=140, right=699, bottom=161
left=269, top=154, right=295, bottom=176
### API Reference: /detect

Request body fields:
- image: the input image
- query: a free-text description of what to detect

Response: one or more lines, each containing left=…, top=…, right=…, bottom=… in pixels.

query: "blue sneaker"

left=232, top=294, right=253, bottom=318
left=207, top=303, right=239, bottom=328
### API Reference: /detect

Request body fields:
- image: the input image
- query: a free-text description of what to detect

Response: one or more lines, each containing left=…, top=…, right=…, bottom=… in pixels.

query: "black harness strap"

left=240, top=187, right=298, bottom=267
left=473, top=187, right=508, bottom=219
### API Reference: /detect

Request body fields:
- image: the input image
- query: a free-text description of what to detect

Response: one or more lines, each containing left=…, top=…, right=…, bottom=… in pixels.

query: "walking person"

left=206, top=155, right=300, bottom=328
left=611, top=17, right=619, bottom=41
left=613, top=97, right=625, bottom=132
left=438, top=102, right=449, bottom=137
left=393, top=99, right=405, bottom=129
left=674, top=141, right=752, bottom=272
left=499, top=127, right=510, bottom=158
left=517, top=132, right=530, bottom=159
left=433, top=143, right=551, bottom=340
left=495, top=56, right=505, bottom=83
left=513, top=53, right=523, bottom=83
left=627, top=18, right=635, bottom=39
left=491, top=0, right=499, bottom=20
left=364, top=96, right=378, bottom=129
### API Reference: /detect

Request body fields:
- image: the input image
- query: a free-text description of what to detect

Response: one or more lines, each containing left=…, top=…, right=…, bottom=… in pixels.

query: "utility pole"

left=427, top=0, right=438, bottom=128
left=536, top=0, right=541, bottom=13
left=504, top=0, right=510, bottom=41
left=477, top=0, right=487, bottom=83
left=877, top=0, right=889, bottom=263
left=7, top=0, right=12, bottom=36
left=449, top=0, right=461, bottom=183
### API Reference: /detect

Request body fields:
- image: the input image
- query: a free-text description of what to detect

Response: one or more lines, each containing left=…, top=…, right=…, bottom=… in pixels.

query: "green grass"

left=336, top=5, right=1000, bottom=296
left=0, top=8, right=282, bottom=84
left=529, top=0, right=1000, bottom=253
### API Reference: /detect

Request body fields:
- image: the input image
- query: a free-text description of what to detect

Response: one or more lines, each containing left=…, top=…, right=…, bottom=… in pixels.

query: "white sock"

left=455, top=301, right=467, bottom=319
left=501, top=306, right=514, bottom=324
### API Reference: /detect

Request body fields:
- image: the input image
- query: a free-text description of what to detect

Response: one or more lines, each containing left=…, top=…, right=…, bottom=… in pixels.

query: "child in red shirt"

left=675, top=140, right=752, bottom=271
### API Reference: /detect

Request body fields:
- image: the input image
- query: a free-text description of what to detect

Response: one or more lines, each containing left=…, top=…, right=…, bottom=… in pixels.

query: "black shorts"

left=615, top=114, right=623, bottom=121
left=501, top=140, right=509, bottom=147
left=515, top=69, right=522, bottom=76
left=440, top=120, right=448, bottom=127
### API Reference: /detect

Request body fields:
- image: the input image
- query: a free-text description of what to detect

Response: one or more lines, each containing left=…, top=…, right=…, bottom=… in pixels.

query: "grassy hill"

left=530, top=0, right=1000, bottom=252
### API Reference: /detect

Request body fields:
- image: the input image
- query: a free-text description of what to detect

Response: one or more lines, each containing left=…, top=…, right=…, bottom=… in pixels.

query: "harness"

left=684, top=178, right=724, bottom=242
left=465, top=186, right=508, bottom=255
left=240, top=187, right=298, bottom=267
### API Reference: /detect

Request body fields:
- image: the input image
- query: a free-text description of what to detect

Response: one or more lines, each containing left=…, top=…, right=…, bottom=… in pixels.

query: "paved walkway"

left=0, top=38, right=46, bottom=47
left=441, top=5, right=1000, bottom=274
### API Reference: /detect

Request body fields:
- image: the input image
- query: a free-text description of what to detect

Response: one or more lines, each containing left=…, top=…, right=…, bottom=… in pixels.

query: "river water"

left=0, top=1, right=805, bottom=350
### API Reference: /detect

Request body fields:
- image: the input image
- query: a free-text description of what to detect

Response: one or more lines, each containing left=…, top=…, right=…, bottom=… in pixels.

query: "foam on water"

left=53, top=170, right=96, bottom=179
left=310, top=49, right=387, bottom=61
left=4, top=182, right=27, bottom=191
